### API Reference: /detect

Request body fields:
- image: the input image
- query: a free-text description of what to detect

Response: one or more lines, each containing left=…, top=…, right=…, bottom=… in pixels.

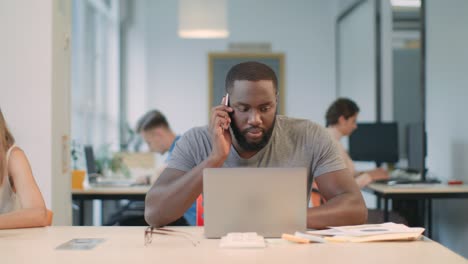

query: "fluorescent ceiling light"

left=178, top=0, right=229, bottom=39
left=179, top=30, right=229, bottom=39
left=391, top=0, right=421, bottom=8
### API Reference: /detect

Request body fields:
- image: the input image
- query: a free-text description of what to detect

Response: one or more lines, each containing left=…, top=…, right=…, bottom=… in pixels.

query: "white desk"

left=365, top=183, right=468, bottom=237
left=72, top=185, right=150, bottom=197
left=72, top=186, right=150, bottom=225
left=366, top=183, right=468, bottom=195
left=1, top=226, right=466, bottom=264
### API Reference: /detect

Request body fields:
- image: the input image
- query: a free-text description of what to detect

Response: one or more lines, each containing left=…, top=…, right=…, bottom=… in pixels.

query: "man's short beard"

left=231, top=117, right=276, bottom=152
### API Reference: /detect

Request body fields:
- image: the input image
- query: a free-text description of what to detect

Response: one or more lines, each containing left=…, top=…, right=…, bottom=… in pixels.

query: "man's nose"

left=248, top=110, right=262, bottom=126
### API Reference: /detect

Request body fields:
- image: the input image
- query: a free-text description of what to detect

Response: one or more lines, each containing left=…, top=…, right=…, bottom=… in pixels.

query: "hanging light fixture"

left=178, top=0, right=229, bottom=39
left=390, top=0, right=421, bottom=8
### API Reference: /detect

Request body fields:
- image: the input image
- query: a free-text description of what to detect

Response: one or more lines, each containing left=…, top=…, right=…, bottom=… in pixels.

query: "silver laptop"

left=203, top=167, right=307, bottom=238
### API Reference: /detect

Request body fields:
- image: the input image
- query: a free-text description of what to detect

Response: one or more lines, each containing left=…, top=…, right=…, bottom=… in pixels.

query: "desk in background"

left=72, top=186, right=150, bottom=226
left=1, top=226, right=466, bottom=264
left=364, top=183, right=468, bottom=238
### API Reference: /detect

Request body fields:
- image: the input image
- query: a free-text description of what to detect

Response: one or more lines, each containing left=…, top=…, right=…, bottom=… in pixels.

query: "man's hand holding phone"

left=208, top=93, right=233, bottom=165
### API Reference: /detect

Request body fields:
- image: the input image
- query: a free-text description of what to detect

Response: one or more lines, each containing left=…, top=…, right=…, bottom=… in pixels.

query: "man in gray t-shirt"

left=145, top=61, right=367, bottom=229
left=168, top=115, right=345, bottom=199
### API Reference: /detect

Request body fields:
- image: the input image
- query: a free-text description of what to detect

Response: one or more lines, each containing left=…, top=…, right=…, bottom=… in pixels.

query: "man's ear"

left=275, top=95, right=279, bottom=114
left=154, top=127, right=164, bottom=136
left=338, top=115, right=346, bottom=124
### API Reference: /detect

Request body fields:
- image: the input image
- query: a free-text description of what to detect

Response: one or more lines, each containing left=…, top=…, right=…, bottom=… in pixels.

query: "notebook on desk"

left=203, top=167, right=307, bottom=238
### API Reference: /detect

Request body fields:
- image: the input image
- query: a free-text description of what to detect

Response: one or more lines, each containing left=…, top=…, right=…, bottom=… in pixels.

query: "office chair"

left=196, top=194, right=204, bottom=226
left=46, top=209, right=54, bottom=226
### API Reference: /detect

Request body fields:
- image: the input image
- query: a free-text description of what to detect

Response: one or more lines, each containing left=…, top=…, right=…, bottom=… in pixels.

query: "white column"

left=0, top=0, right=72, bottom=225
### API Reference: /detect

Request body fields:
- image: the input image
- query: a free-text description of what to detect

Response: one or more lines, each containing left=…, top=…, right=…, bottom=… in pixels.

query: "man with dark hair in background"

left=145, top=61, right=367, bottom=229
left=136, top=110, right=178, bottom=159
left=136, top=110, right=197, bottom=226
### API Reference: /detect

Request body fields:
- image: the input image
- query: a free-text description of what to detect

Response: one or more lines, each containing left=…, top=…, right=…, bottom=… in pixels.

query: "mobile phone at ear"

left=225, top=93, right=230, bottom=107
left=224, top=93, right=234, bottom=129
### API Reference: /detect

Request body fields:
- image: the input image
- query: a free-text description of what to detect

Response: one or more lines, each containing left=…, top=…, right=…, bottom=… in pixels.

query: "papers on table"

left=283, top=223, right=425, bottom=243
left=282, top=232, right=327, bottom=243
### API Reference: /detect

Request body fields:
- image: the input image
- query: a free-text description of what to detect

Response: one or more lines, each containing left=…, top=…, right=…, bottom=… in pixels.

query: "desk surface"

left=1, top=226, right=466, bottom=264
left=366, top=183, right=468, bottom=195
left=72, top=186, right=150, bottom=195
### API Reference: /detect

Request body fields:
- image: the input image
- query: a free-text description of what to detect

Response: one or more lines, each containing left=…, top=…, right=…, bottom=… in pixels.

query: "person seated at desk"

left=323, top=99, right=407, bottom=225
left=136, top=110, right=196, bottom=226
left=325, top=98, right=390, bottom=188
left=0, top=108, right=48, bottom=229
left=145, top=61, right=367, bottom=229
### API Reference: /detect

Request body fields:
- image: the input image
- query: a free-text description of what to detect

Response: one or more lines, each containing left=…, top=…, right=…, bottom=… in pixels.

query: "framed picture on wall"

left=208, top=53, right=285, bottom=115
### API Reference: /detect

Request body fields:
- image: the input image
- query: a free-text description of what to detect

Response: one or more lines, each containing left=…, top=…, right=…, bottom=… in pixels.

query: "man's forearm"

left=145, top=158, right=224, bottom=227
left=306, top=192, right=367, bottom=229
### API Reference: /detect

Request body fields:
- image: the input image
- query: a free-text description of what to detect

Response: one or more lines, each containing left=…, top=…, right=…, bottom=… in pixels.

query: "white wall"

left=140, top=0, right=337, bottom=134
left=336, top=0, right=362, bottom=14
left=0, top=0, right=72, bottom=225
left=335, top=0, right=393, bottom=123
left=122, top=0, right=149, bottom=128
left=426, top=0, right=468, bottom=258
left=337, top=0, right=376, bottom=122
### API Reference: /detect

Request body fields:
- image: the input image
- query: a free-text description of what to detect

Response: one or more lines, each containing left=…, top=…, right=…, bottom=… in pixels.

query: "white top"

left=0, top=144, right=21, bottom=214
left=327, top=127, right=356, bottom=176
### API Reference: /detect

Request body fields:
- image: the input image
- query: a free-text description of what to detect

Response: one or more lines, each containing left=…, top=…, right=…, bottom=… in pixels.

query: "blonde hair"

left=0, top=109, right=15, bottom=184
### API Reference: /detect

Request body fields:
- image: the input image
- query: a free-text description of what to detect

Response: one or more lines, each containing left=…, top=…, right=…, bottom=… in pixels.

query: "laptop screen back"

left=203, top=167, right=307, bottom=238
left=84, top=145, right=97, bottom=175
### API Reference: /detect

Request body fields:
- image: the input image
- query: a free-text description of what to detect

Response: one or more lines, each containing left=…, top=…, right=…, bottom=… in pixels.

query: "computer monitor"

left=84, top=145, right=97, bottom=175
left=349, top=122, right=399, bottom=166
left=406, top=123, right=427, bottom=174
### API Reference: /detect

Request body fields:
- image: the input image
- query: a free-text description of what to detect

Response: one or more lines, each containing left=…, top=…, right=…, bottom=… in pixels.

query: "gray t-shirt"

left=167, top=115, right=346, bottom=195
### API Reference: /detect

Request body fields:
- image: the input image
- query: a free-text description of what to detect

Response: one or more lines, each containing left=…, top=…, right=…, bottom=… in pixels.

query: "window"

left=71, top=0, right=120, bottom=165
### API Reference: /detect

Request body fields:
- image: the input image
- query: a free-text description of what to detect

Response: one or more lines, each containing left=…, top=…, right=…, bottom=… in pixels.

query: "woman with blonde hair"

left=0, top=108, right=48, bottom=228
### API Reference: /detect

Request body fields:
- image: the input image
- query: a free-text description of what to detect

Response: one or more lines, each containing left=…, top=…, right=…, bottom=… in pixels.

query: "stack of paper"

left=309, top=222, right=425, bottom=242
left=283, top=223, right=424, bottom=243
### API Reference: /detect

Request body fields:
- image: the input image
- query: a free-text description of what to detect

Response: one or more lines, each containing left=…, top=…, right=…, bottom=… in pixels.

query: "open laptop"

left=84, top=145, right=135, bottom=188
left=84, top=145, right=97, bottom=176
left=203, top=167, right=307, bottom=238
